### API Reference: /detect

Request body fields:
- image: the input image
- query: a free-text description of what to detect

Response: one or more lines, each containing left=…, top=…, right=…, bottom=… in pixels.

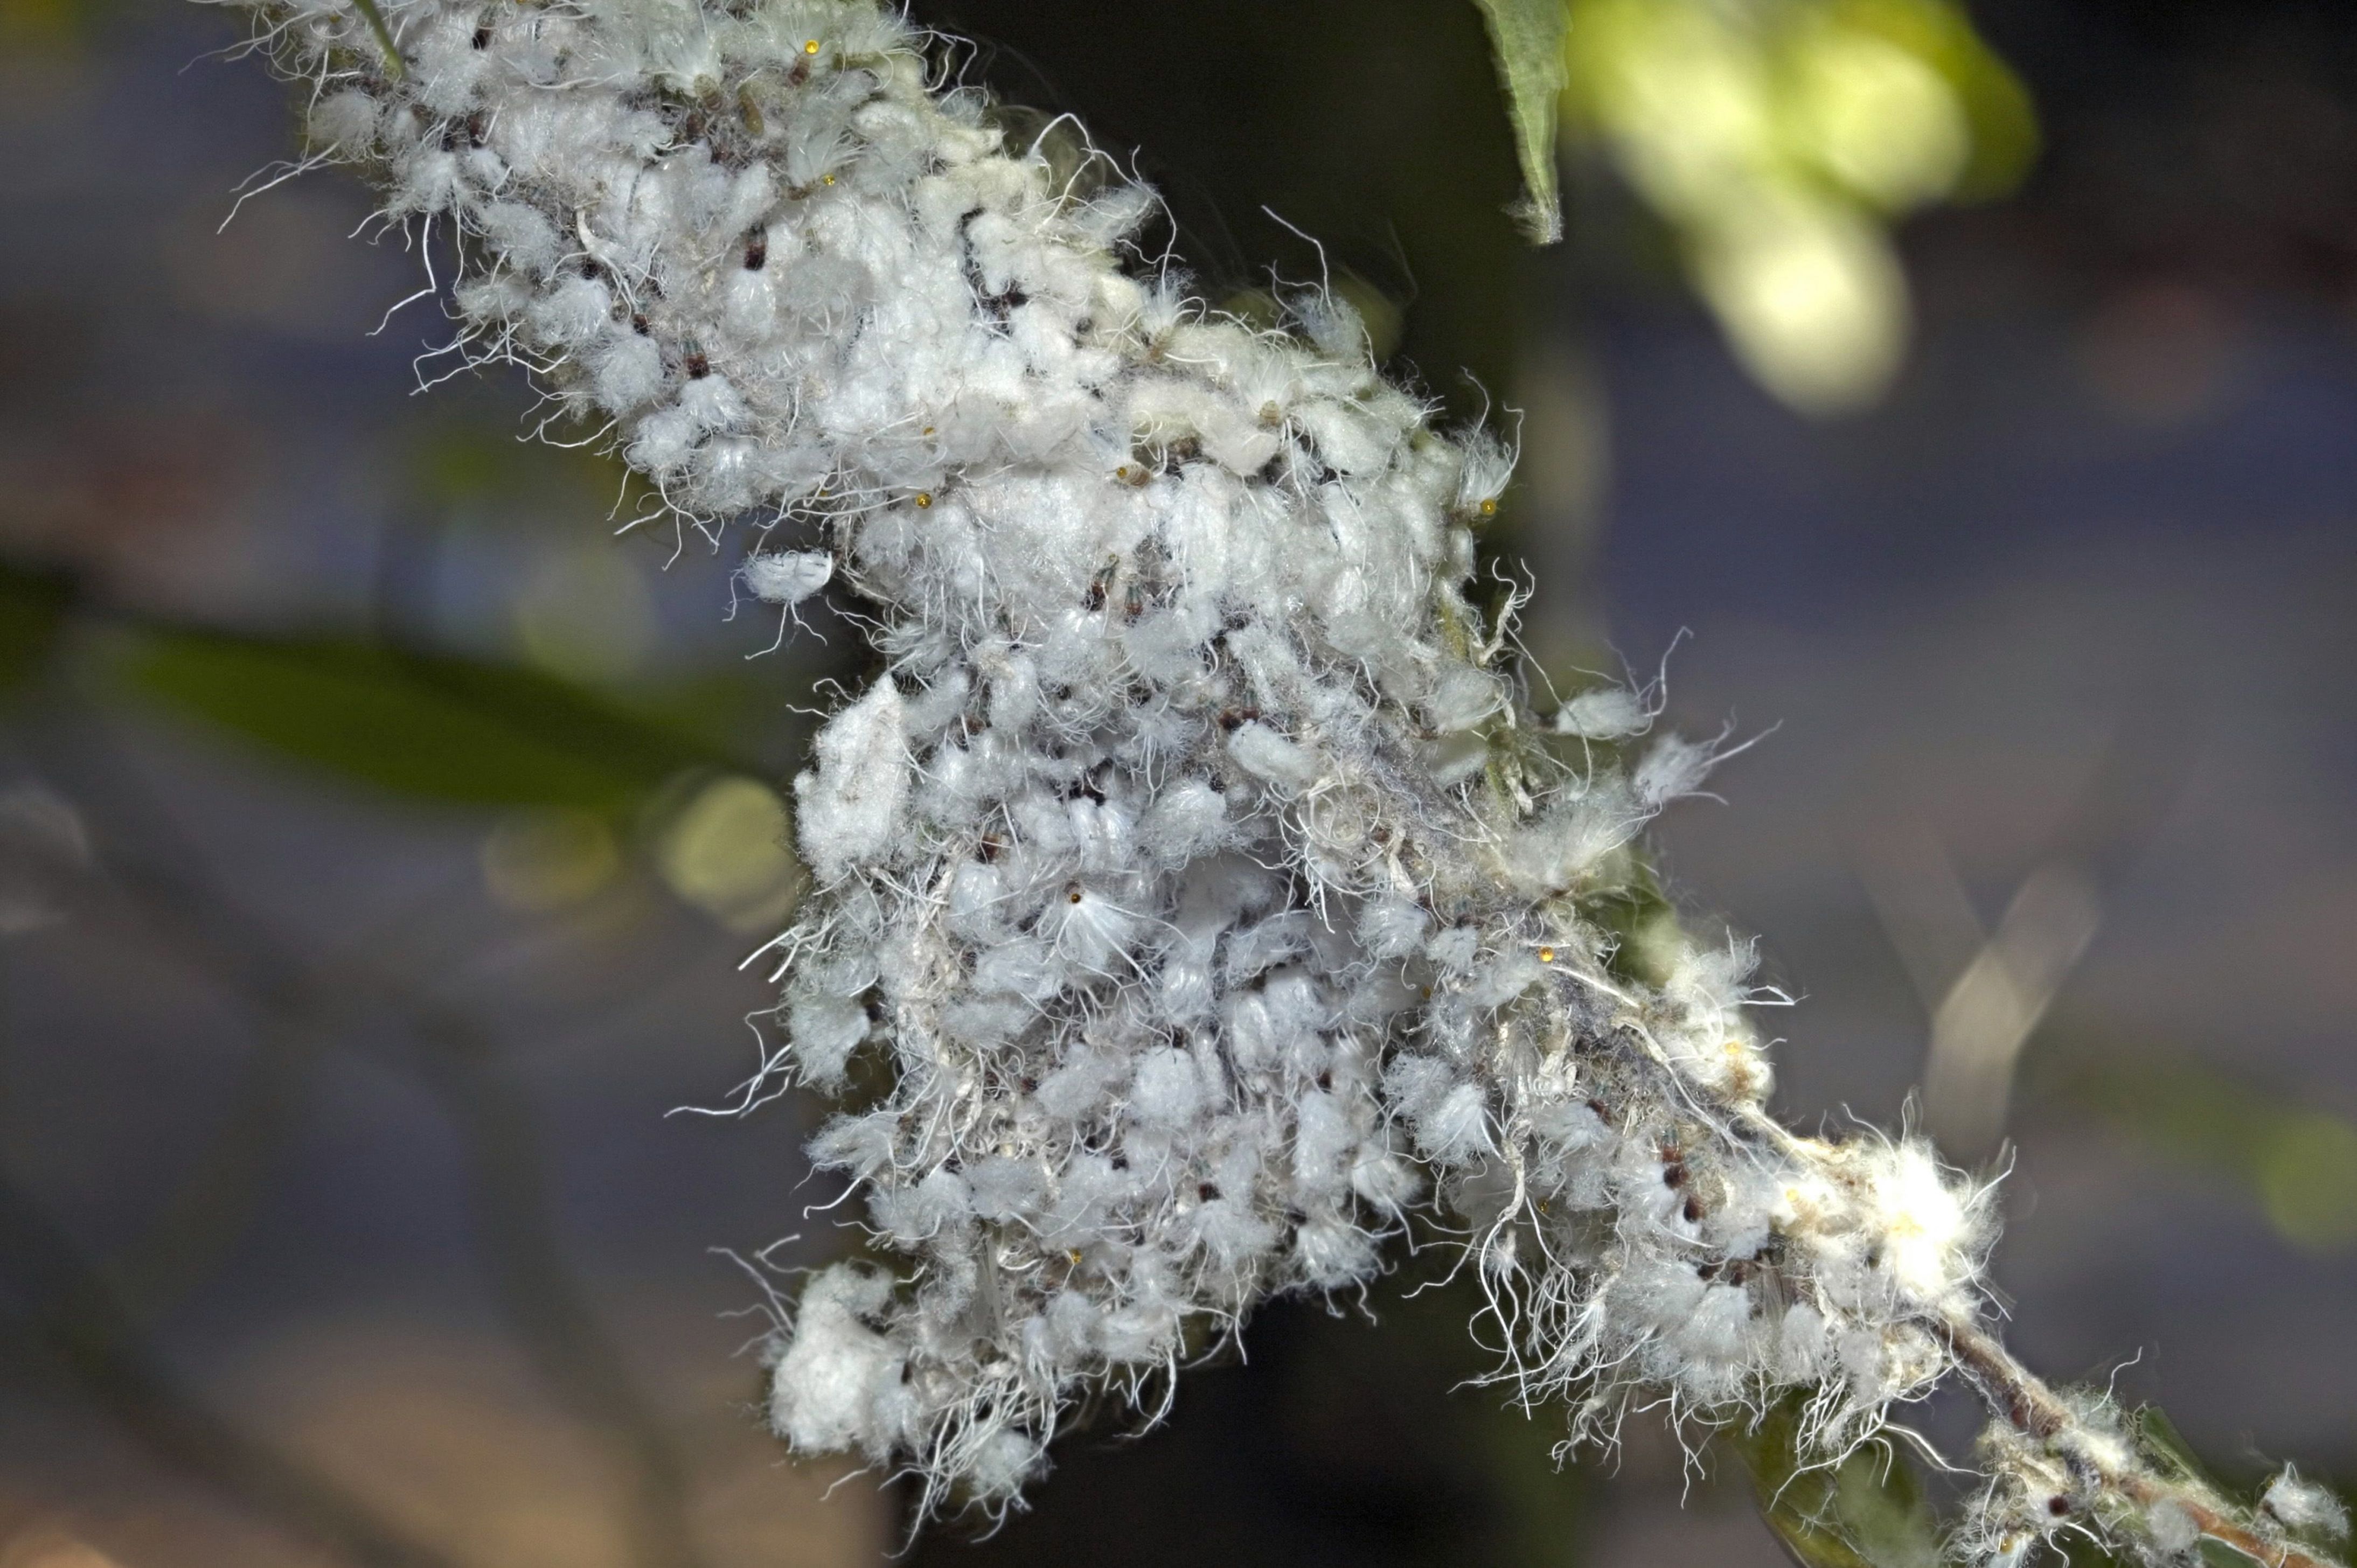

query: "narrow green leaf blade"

left=115, top=627, right=738, bottom=813
left=1470, top=0, right=1568, bottom=245
left=0, top=561, right=76, bottom=698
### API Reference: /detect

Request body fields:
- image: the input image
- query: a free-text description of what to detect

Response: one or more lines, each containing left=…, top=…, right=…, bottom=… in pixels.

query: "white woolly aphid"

left=213, top=0, right=2008, bottom=1529
left=2266, top=1469, right=2353, bottom=1542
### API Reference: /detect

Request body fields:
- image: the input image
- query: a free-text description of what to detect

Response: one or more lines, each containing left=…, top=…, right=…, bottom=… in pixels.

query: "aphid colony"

left=204, top=3, right=2350, bottom=1564
left=244, top=0, right=1990, bottom=1513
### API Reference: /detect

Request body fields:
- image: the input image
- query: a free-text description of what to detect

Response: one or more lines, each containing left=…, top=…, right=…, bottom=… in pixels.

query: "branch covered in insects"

left=189, top=0, right=2354, bottom=1557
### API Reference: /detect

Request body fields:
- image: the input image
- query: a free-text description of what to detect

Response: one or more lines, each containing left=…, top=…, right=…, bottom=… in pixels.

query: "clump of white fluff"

left=219, top=0, right=2014, bottom=1532
left=2266, top=1469, right=2352, bottom=1542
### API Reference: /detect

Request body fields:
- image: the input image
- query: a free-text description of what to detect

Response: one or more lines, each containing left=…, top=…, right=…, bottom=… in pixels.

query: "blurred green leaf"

left=1740, top=1396, right=1939, bottom=1568
left=2257, top=1114, right=2357, bottom=1251
left=1471, top=0, right=1569, bottom=243
left=403, top=420, right=637, bottom=527
left=0, top=0, right=100, bottom=54
left=1558, top=0, right=2035, bottom=413
left=414, top=428, right=515, bottom=508
left=0, top=561, right=75, bottom=698
left=618, top=666, right=802, bottom=771
left=1828, top=0, right=2038, bottom=201
left=113, top=625, right=747, bottom=813
left=2042, top=1041, right=2357, bottom=1255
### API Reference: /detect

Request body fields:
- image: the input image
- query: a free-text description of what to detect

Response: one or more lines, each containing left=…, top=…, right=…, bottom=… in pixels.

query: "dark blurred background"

left=1, top=0, right=2352, bottom=1565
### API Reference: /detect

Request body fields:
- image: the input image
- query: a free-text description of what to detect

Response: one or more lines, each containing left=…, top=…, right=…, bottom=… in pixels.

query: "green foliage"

left=1471, top=0, right=1571, bottom=243
left=347, top=0, right=407, bottom=79
left=0, top=0, right=106, bottom=53
left=405, top=422, right=625, bottom=523
left=1822, top=0, right=2038, bottom=202
left=2046, top=1043, right=2357, bottom=1253
left=113, top=624, right=743, bottom=814
left=1739, top=1396, right=1939, bottom=1568
left=1469, top=0, right=2037, bottom=412
left=0, top=561, right=76, bottom=699
left=2135, top=1406, right=2221, bottom=1492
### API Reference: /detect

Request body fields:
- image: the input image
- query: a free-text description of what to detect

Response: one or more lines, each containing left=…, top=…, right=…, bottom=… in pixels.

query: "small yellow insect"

left=922, top=425, right=936, bottom=436
left=802, top=38, right=819, bottom=54
left=914, top=491, right=933, bottom=508
left=821, top=172, right=835, bottom=185
left=1538, top=946, right=1555, bottom=963
left=1478, top=498, right=1498, bottom=517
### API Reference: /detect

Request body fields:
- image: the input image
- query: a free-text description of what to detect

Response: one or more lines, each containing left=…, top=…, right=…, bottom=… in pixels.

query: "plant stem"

left=1942, top=1315, right=2347, bottom=1568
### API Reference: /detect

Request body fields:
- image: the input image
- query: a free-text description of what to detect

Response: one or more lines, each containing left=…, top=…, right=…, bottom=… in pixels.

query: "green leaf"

left=1741, top=1396, right=1941, bottom=1568
left=0, top=561, right=76, bottom=698
left=2043, top=1042, right=2357, bottom=1253
left=405, top=422, right=626, bottom=521
left=113, top=626, right=746, bottom=813
left=2133, top=1407, right=2211, bottom=1486
left=1830, top=0, right=2040, bottom=201
left=1471, top=0, right=1569, bottom=245
left=347, top=0, right=407, bottom=79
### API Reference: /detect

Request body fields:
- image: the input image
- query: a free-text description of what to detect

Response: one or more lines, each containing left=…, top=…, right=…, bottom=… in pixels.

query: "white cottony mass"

left=203, top=0, right=2348, bottom=1562
left=792, top=676, right=906, bottom=883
